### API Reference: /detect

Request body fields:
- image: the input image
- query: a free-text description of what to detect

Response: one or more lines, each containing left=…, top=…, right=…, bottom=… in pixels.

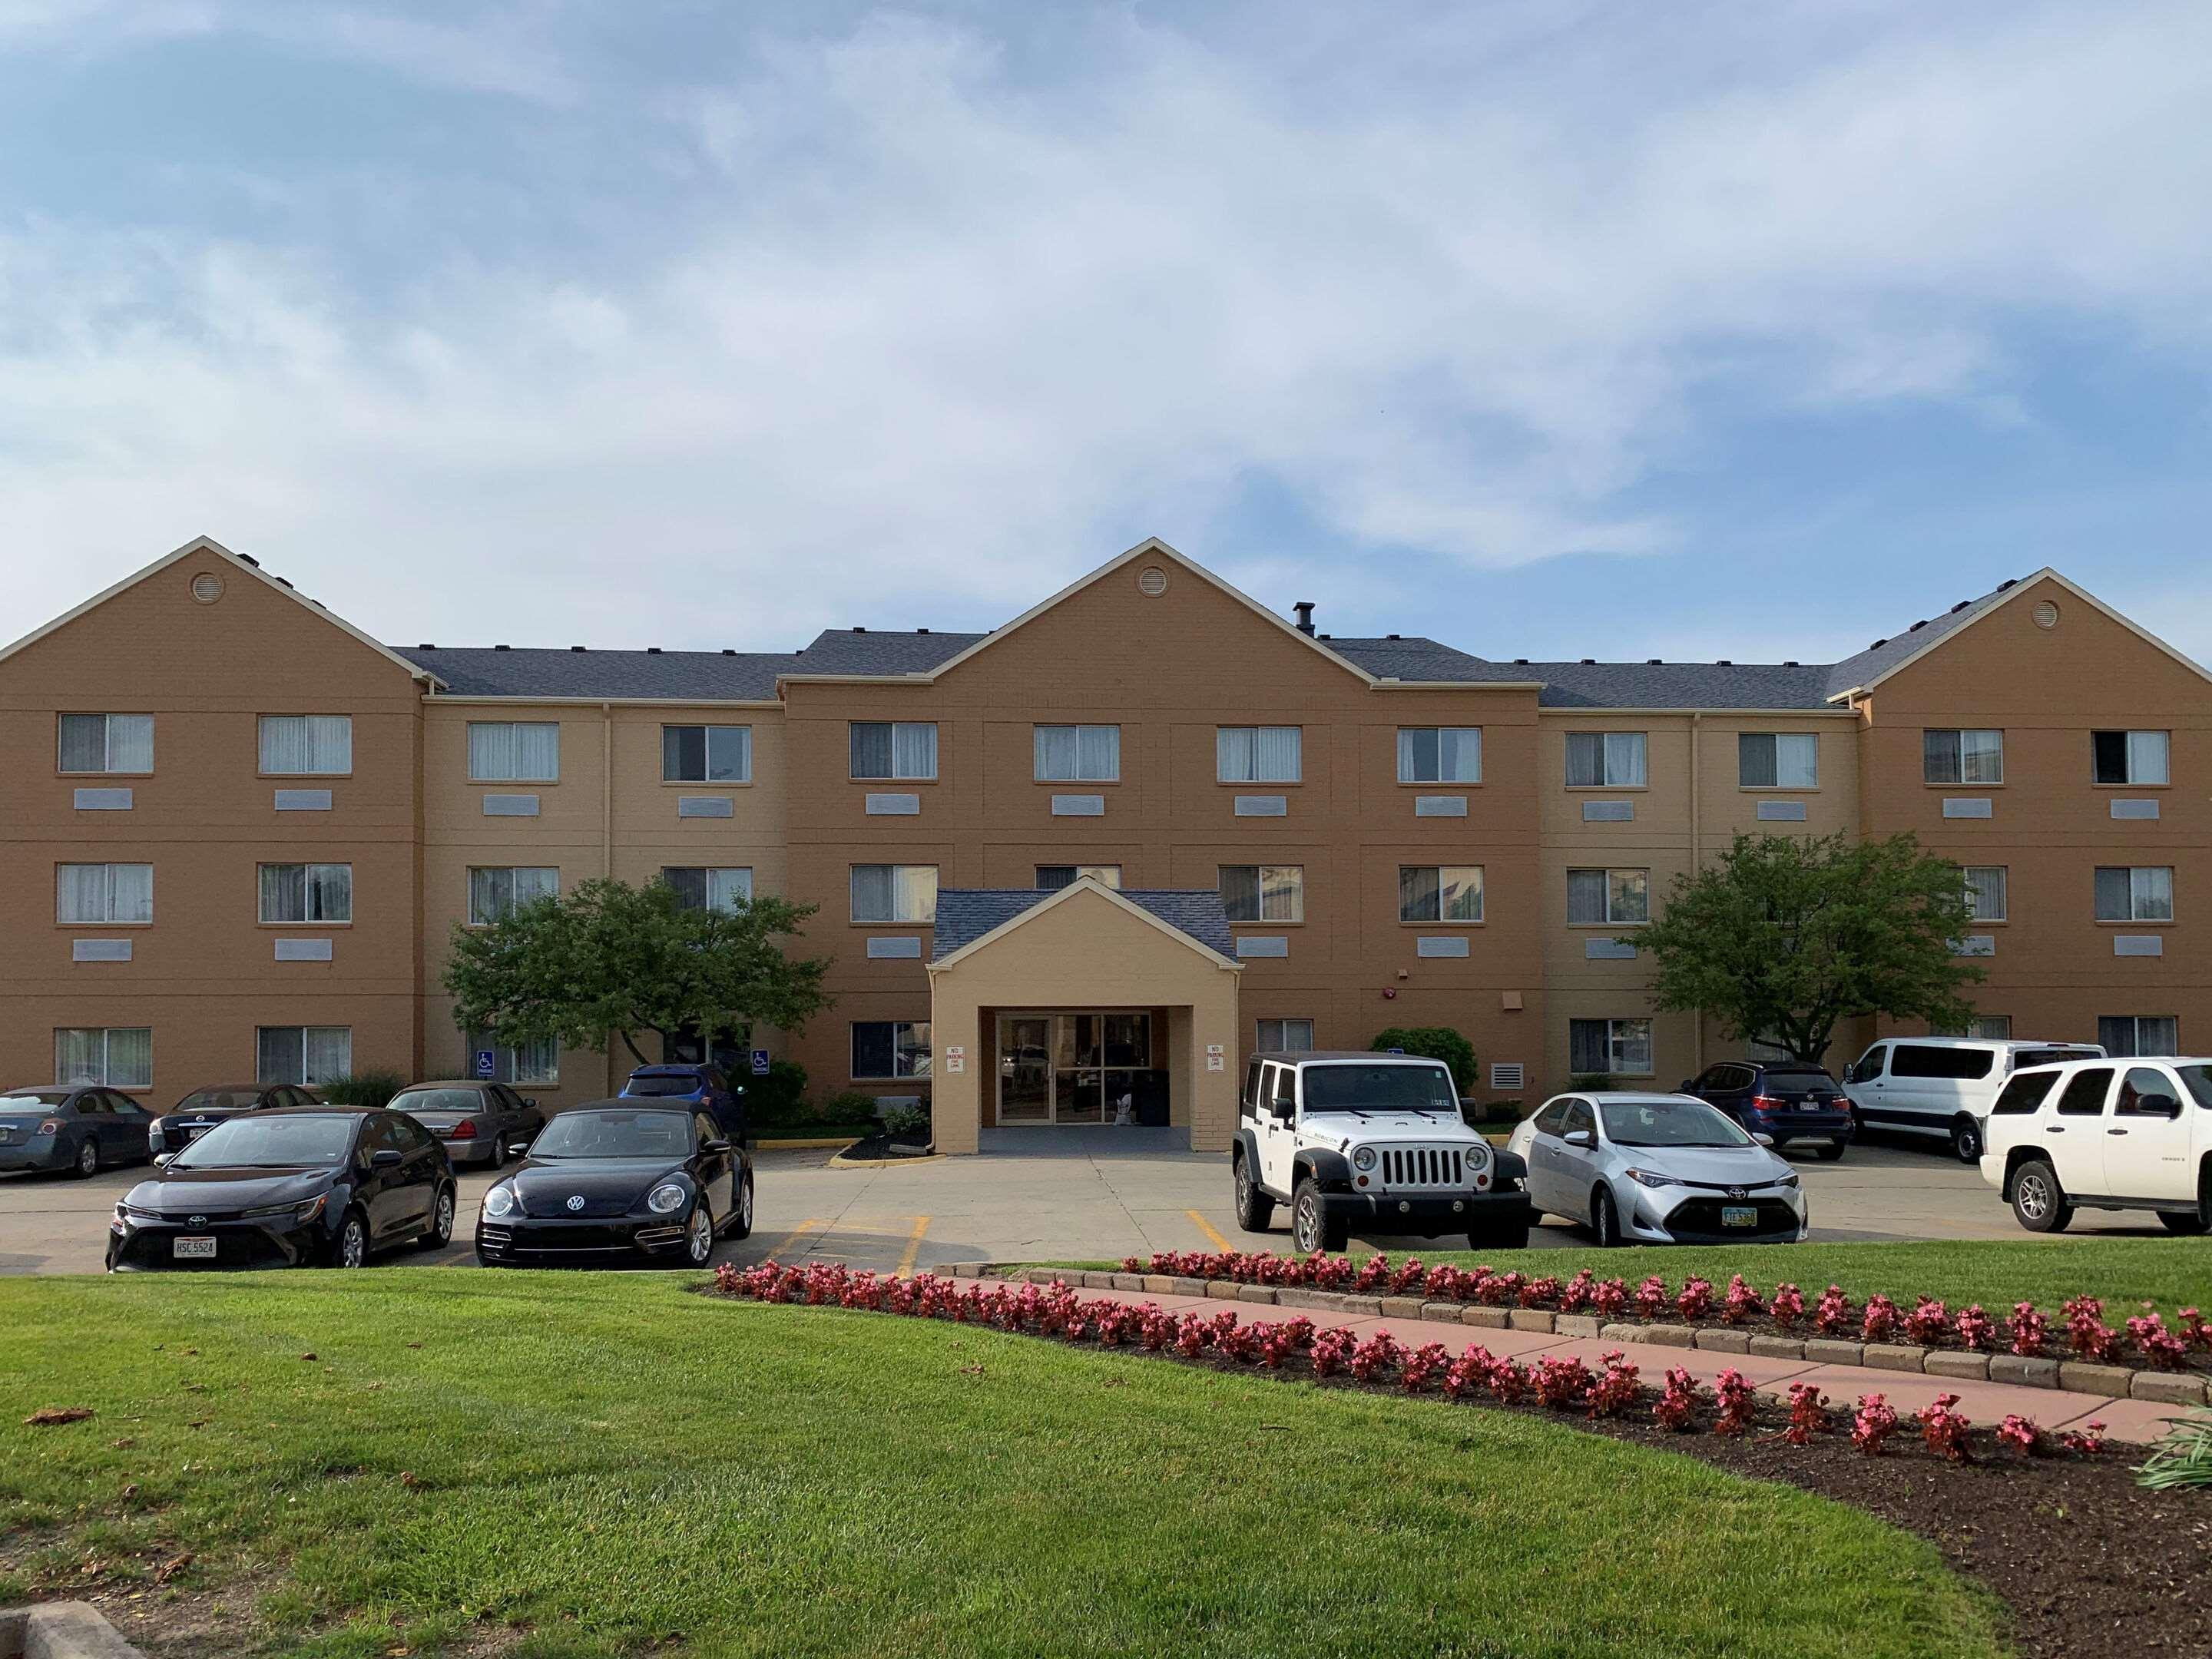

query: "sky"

left=2, top=0, right=2209, bottom=666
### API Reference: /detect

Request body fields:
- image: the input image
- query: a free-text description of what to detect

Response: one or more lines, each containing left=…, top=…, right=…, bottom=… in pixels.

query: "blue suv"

left=619, top=1064, right=747, bottom=1143
left=1679, top=1060, right=1854, bottom=1161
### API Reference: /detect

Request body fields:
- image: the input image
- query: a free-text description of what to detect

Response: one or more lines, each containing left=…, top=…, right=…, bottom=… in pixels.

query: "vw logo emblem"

left=187, top=1215, right=207, bottom=1227
left=1726, top=1187, right=1747, bottom=1200
left=565, top=1194, right=586, bottom=1212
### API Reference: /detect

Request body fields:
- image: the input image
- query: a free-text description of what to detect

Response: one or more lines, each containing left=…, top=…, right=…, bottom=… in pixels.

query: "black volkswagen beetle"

left=475, top=1102, right=752, bottom=1268
left=108, top=1108, right=456, bottom=1270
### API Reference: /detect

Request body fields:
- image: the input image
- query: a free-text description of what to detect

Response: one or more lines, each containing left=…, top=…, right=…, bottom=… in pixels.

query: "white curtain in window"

left=1253, top=727, right=1300, bottom=782
left=1604, top=732, right=1647, bottom=786
left=467, top=722, right=508, bottom=780
left=1565, top=869, right=1608, bottom=925
left=850, top=866, right=892, bottom=920
left=2131, top=866, right=2174, bottom=920
left=1438, top=727, right=1479, bottom=782
left=308, top=864, right=353, bottom=921
left=105, top=1028, right=152, bottom=1088
left=1964, top=867, right=2007, bottom=920
left=108, top=863, right=153, bottom=923
left=894, top=865, right=937, bottom=922
left=58, top=864, right=111, bottom=923
left=260, top=717, right=306, bottom=773
left=514, top=722, right=558, bottom=780
left=1613, top=1019, right=1654, bottom=1074
left=707, top=868, right=754, bottom=912
left=1217, top=727, right=1254, bottom=781
left=1776, top=734, right=1818, bottom=788
left=514, top=1035, right=558, bottom=1084
left=305, top=1028, right=352, bottom=1084
left=513, top=867, right=558, bottom=906
left=260, top=716, right=353, bottom=773
left=469, top=722, right=558, bottom=780
left=260, top=864, right=303, bottom=922
left=54, top=1029, right=102, bottom=1083
left=1035, top=725, right=1078, bottom=780
left=1260, top=866, right=1303, bottom=922
left=892, top=723, right=937, bottom=780
left=107, top=714, right=154, bottom=773
left=469, top=867, right=509, bottom=924
left=1077, top=725, right=1118, bottom=780
left=2128, top=730, right=2170, bottom=786
left=1962, top=730, right=2003, bottom=783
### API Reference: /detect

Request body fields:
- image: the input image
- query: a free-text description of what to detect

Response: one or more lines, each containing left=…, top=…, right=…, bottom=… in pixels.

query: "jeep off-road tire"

left=1232, top=1153, right=1275, bottom=1233
left=1291, top=1177, right=1347, bottom=1254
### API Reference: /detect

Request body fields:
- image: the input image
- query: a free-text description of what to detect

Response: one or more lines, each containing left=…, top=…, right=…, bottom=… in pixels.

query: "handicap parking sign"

left=750, top=1048, right=771, bottom=1077
left=474, top=1050, right=495, bottom=1079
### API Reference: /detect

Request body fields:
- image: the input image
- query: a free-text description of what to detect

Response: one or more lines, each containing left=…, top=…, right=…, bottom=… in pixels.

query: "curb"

left=825, top=1146, right=945, bottom=1170
left=1, top=1600, right=144, bottom=1658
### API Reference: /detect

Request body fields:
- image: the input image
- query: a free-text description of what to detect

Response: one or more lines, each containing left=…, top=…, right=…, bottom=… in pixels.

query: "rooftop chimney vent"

left=1293, top=601, right=1316, bottom=636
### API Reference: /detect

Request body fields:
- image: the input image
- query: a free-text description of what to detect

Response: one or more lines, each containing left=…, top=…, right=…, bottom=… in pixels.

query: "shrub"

left=2061, top=1420, right=2108, bottom=1457
left=2062, top=1296, right=2121, bottom=1363
left=1851, top=1393, right=1900, bottom=1455
left=1586, top=1352, right=1640, bottom=1419
left=1955, top=1304, right=1995, bottom=1352
left=2125, top=1305, right=2190, bottom=1370
left=1652, top=1368, right=1699, bottom=1432
left=1998, top=1414, right=2044, bottom=1458
left=1677, top=1276, right=1716, bottom=1323
left=2133, top=1410, right=2212, bottom=1492
left=2007, top=1301, right=2050, bottom=1357
left=1530, top=1356, right=1594, bottom=1410
left=1713, top=1368, right=1756, bottom=1436
left=745, top=1059, right=810, bottom=1125
left=316, top=1069, right=406, bottom=1108
left=818, top=1089, right=886, bottom=1124
left=1369, top=1027, right=1477, bottom=1095
left=1632, top=1274, right=1669, bottom=1320
left=1813, top=1285, right=1852, bottom=1335
left=1860, top=1293, right=1899, bottom=1343
left=1783, top=1382, right=1829, bottom=1445
left=1903, top=1296, right=1951, bottom=1346
left=1916, top=1392, right=1973, bottom=1462
left=1769, top=1283, right=1805, bottom=1330
left=882, top=1101, right=931, bottom=1137
left=1720, top=1275, right=1761, bottom=1325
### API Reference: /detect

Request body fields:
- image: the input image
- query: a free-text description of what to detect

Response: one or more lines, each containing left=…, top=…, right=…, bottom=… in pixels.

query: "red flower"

left=1916, top=1391, right=1972, bottom=1462
left=1850, top=1392, right=1899, bottom=1455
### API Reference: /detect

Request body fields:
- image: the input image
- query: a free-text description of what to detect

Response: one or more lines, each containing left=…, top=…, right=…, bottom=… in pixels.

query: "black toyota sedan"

left=475, top=1103, right=752, bottom=1269
left=147, top=1081, right=322, bottom=1157
left=108, top=1108, right=455, bottom=1271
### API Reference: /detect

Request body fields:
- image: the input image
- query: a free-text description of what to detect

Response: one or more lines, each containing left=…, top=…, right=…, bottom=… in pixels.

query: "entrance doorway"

left=994, top=1012, right=1167, bottom=1125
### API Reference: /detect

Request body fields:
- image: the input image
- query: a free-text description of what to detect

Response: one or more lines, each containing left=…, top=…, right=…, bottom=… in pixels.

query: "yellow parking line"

left=1186, top=1209, right=1230, bottom=1252
left=895, top=1214, right=932, bottom=1277
left=767, top=1216, right=826, bottom=1260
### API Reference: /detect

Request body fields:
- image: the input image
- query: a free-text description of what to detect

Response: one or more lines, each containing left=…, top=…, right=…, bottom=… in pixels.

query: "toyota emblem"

left=1726, top=1187, right=1747, bottom=1200
left=565, top=1194, right=586, bottom=1212
left=187, top=1215, right=207, bottom=1227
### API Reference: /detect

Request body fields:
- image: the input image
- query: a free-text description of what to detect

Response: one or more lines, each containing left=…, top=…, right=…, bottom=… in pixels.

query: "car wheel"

left=730, top=1172, right=755, bottom=1240
left=1290, top=1177, right=1346, bottom=1255
left=331, top=1209, right=371, bottom=1268
left=1951, top=1117, right=1983, bottom=1164
left=1591, top=1186, right=1621, bottom=1248
left=2158, top=1209, right=2210, bottom=1236
left=71, top=1137, right=100, bottom=1178
left=2010, top=1159, right=2071, bottom=1233
left=1813, top=1141, right=1846, bottom=1162
left=685, top=1202, right=715, bottom=1267
left=416, top=1185, right=456, bottom=1250
left=1232, top=1154, right=1276, bottom=1233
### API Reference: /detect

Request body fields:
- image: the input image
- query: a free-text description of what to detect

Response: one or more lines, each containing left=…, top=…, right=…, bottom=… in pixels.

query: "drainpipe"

left=603, top=701, right=615, bottom=1094
left=1689, top=712, right=1703, bottom=1077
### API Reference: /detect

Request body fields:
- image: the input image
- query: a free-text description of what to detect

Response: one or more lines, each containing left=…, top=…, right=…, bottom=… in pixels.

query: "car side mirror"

left=703, top=1137, right=734, bottom=1154
left=522, top=1098, right=537, bottom=1109
left=2137, top=1094, right=2182, bottom=1118
left=1677, top=1079, right=1694, bottom=1092
left=1752, top=1132, right=1775, bottom=1147
left=508, top=1141, right=532, bottom=1157
left=153, top=1152, right=172, bottom=1168
left=370, top=1148, right=403, bottom=1168
left=1563, top=1129, right=1594, bottom=1150
left=1272, top=1100, right=1295, bottom=1123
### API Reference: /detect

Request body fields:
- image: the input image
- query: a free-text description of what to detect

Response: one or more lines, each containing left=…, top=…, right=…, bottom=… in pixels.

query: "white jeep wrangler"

left=1232, top=1051, right=1532, bottom=1253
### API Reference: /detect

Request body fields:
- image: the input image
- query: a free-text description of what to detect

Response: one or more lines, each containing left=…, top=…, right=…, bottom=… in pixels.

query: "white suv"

left=1841, top=1036, right=2104, bottom=1163
left=1981, top=1057, right=2212, bottom=1234
left=1231, top=1051, right=1532, bottom=1253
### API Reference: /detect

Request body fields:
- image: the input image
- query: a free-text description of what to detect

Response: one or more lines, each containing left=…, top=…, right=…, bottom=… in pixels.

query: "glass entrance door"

left=998, top=1012, right=1156, bottom=1124
left=997, top=1016, right=1051, bottom=1123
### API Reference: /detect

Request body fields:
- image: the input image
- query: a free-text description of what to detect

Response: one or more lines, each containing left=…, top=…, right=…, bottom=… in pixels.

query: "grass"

left=1031, top=1237, right=2212, bottom=1318
left=0, top=1271, right=2005, bottom=1659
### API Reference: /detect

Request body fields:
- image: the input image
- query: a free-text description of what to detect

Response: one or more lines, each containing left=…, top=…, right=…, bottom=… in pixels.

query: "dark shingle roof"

left=397, top=647, right=802, bottom=700
left=931, top=888, right=1234, bottom=962
left=792, top=630, right=988, bottom=675
left=1524, top=661, right=1838, bottom=710
left=1321, top=637, right=1532, bottom=683
left=1823, top=580, right=2022, bottom=697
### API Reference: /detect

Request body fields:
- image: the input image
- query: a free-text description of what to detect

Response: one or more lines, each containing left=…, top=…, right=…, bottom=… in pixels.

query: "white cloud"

left=1, top=1, right=2209, bottom=653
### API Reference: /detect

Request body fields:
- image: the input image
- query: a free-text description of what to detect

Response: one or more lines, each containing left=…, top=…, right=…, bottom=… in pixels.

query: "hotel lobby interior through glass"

left=996, top=1012, right=1163, bottom=1124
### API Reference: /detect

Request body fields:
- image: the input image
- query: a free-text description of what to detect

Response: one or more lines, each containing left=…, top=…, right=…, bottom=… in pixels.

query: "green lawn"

left=1048, top=1237, right=2212, bottom=1317
left=0, top=1272, right=2002, bottom=1659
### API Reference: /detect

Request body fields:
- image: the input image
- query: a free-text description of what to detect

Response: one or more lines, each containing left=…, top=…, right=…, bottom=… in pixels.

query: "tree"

left=1630, top=831, right=1983, bottom=1066
left=442, top=877, right=833, bottom=1067
left=1370, top=1026, right=1479, bottom=1095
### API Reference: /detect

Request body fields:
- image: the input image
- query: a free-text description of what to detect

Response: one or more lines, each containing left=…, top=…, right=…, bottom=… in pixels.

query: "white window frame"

left=1033, top=725, right=1121, bottom=783
left=849, top=722, right=939, bottom=782
left=1567, top=867, right=1649, bottom=926
left=1397, top=865, right=1485, bottom=923
left=663, top=866, right=755, bottom=914
left=661, top=724, right=753, bottom=784
left=1565, top=731, right=1647, bottom=788
left=56, top=863, right=154, bottom=925
left=849, top=865, right=939, bottom=924
left=465, top=1031, right=560, bottom=1085
left=1737, top=731, right=1818, bottom=790
left=466, top=720, right=560, bottom=783
left=852, top=1020, right=931, bottom=1079
left=468, top=866, right=558, bottom=926
left=1256, top=1018, right=1316, bottom=1051
left=2097, top=1015, right=2180, bottom=1058
left=1569, top=1017, right=1654, bottom=1077
left=1396, top=727, right=1482, bottom=784
left=2094, top=866, right=2174, bottom=922
left=1215, top=726, right=1303, bottom=784
left=1962, top=866, right=2008, bottom=922
left=2091, top=729, right=2169, bottom=786
left=54, top=1027, right=152, bottom=1088
left=1219, top=865, right=1303, bottom=923
left=258, top=863, right=353, bottom=925
left=256, top=1025, right=353, bottom=1086
left=57, top=714, right=154, bottom=776
left=1923, top=728, right=2004, bottom=786
left=258, top=715, right=354, bottom=776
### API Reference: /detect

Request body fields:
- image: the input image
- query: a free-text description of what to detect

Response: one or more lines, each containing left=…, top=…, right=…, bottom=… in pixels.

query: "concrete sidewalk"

left=970, top=1271, right=2190, bottom=1446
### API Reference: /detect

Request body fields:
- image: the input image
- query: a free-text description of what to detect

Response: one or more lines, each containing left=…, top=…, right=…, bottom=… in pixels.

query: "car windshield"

left=1600, top=1100, right=1753, bottom=1149
left=0, top=1090, right=71, bottom=1109
left=1763, top=1070, right=1840, bottom=1092
left=392, top=1089, right=484, bottom=1114
left=1300, top=1065, right=1458, bottom=1114
left=171, top=1114, right=353, bottom=1168
left=622, top=1075, right=699, bottom=1098
left=531, top=1110, right=692, bottom=1158
left=174, top=1089, right=267, bottom=1111
left=2177, top=1066, right=2212, bottom=1110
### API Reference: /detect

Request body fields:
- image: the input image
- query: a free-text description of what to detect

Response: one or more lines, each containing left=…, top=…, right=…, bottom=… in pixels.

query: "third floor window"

left=468, top=721, right=559, bottom=782
left=58, top=863, right=153, bottom=925
left=1220, top=865, right=1303, bottom=923
left=1034, top=724, right=1120, bottom=782
left=259, top=715, right=353, bottom=776
left=1738, top=732, right=1817, bottom=789
left=1216, top=726, right=1301, bottom=783
left=1565, top=730, right=1646, bottom=788
left=58, top=713, right=153, bottom=775
left=2092, top=730, right=2168, bottom=786
left=662, top=724, right=752, bottom=783
left=1924, top=728, right=2003, bottom=785
left=2094, top=866, right=2172, bottom=922
left=259, top=863, right=353, bottom=924
left=1397, top=727, right=1481, bottom=783
left=1399, top=865, right=1484, bottom=923
left=851, top=721, right=937, bottom=780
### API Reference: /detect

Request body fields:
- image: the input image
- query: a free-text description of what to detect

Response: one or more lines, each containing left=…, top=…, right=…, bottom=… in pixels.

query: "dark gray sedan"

left=0, top=1086, right=157, bottom=1177
left=389, top=1082, right=546, bottom=1167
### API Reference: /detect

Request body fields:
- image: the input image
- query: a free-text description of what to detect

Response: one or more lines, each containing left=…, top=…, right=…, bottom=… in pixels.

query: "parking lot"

left=0, top=1131, right=2177, bottom=1277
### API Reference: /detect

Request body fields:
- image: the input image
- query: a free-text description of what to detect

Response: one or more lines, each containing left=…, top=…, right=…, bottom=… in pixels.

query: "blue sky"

left=3, top=1, right=2209, bottom=666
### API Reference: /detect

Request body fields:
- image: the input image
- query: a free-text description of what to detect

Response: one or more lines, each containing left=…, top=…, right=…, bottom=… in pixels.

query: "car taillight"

left=1831, top=1095, right=1851, bottom=1109
left=1750, top=1095, right=1781, bottom=1112
left=38, top=1118, right=64, bottom=1135
left=451, top=1121, right=477, bottom=1139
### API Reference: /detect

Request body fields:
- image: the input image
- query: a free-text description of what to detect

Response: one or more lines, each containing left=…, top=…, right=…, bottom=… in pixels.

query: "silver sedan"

left=1505, top=1092, right=1809, bottom=1247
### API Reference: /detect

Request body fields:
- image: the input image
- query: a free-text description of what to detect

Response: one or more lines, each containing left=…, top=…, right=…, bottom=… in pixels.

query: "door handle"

left=2108, top=1128, right=2128, bottom=1136
left=2045, top=1126, right=2063, bottom=1134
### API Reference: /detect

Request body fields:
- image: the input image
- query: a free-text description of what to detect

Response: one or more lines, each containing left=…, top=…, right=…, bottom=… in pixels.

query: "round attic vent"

left=2032, top=599, right=2060, bottom=630
left=1136, top=564, right=1169, bottom=597
left=189, top=572, right=224, bottom=604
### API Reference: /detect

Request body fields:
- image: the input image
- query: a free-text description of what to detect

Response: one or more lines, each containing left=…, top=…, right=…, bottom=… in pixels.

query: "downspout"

left=603, top=701, right=615, bottom=1094
left=1689, top=712, right=1703, bottom=1077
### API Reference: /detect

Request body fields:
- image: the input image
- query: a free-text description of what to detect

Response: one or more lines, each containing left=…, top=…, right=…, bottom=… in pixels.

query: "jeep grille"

left=1379, top=1146, right=1465, bottom=1190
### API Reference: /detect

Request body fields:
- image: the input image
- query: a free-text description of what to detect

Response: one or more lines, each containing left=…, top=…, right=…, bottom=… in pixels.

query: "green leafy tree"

left=442, top=877, right=833, bottom=1067
left=1370, top=1026, right=1479, bottom=1095
left=1631, top=831, right=1983, bottom=1066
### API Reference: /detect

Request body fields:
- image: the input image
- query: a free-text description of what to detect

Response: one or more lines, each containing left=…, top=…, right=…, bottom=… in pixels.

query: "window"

left=1398, top=866, right=1484, bottom=922
left=468, top=866, right=557, bottom=925
left=258, top=715, right=353, bottom=775
left=259, top=863, right=353, bottom=924
left=1216, top=726, right=1302, bottom=783
left=849, top=865, right=938, bottom=923
left=1923, top=729, right=2004, bottom=785
left=2055, top=1068, right=2114, bottom=1116
left=1397, top=727, right=1481, bottom=783
left=1565, top=731, right=1647, bottom=787
left=664, top=867, right=753, bottom=913
left=257, top=1025, right=352, bottom=1086
left=2092, top=730, right=2169, bottom=786
left=1738, top=732, right=1817, bottom=789
left=1036, top=866, right=1121, bottom=890
left=1257, top=1018, right=1315, bottom=1051
left=1033, top=725, right=1121, bottom=782
left=1990, top=1071, right=2060, bottom=1115
left=1569, top=1018, right=1653, bottom=1076
left=849, top=722, right=937, bottom=781
left=2094, top=866, right=2173, bottom=922
left=1890, top=1044, right=1995, bottom=1080
left=58, top=714, right=153, bottom=775
left=2098, top=1015, right=2179, bottom=1058
left=54, top=1028, right=151, bottom=1088
left=852, top=1020, right=930, bottom=1078
left=1567, top=868, right=1649, bottom=926
left=56, top=863, right=153, bottom=924
left=1933, top=1015, right=2014, bottom=1041
left=661, top=724, right=752, bottom=783
left=467, top=721, right=559, bottom=782
left=1962, top=866, right=2008, bottom=922
left=465, top=1031, right=559, bottom=1084
left=2116, top=1066, right=2180, bottom=1116
left=1219, top=865, right=1303, bottom=923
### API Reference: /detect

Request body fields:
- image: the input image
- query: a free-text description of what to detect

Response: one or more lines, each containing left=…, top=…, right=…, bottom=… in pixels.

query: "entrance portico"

left=925, top=879, right=1243, bottom=1155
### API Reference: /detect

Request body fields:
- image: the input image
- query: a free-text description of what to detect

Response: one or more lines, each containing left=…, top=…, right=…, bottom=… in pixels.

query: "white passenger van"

left=1840, top=1037, right=2104, bottom=1164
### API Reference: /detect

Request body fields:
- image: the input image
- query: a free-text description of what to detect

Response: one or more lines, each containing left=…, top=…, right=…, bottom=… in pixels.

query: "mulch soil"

left=837, top=1127, right=935, bottom=1160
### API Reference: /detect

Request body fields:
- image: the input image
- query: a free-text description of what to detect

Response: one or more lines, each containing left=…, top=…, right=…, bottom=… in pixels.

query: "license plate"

left=173, top=1236, right=217, bottom=1260
left=184, top=1127, right=207, bottom=1141
left=1720, top=1206, right=1759, bottom=1228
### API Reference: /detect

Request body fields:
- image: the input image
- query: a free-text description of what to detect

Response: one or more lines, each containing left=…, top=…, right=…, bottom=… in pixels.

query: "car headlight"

left=1350, top=1147, right=1377, bottom=1172
left=647, top=1183, right=689, bottom=1214
left=243, top=1195, right=328, bottom=1221
left=1623, top=1167, right=1677, bottom=1189
left=483, top=1186, right=518, bottom=1218
left=1773, top=1173, right=1800, bottom=1190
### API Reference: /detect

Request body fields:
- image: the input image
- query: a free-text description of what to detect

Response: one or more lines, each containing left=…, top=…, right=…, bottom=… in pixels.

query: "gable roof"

left=0, top=535, right=445, bottom=687
left=398, top=644, right=800, bottom=700
left=928, top=880, right=1240, bottom=971
left=1524, top=661, right=1838, bottom=710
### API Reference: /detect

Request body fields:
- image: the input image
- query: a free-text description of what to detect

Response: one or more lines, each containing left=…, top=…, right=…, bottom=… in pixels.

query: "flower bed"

left=712, top=1260, right=2113, bottom=1467
left=1088, top=1250, right=2212, bottom=1402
